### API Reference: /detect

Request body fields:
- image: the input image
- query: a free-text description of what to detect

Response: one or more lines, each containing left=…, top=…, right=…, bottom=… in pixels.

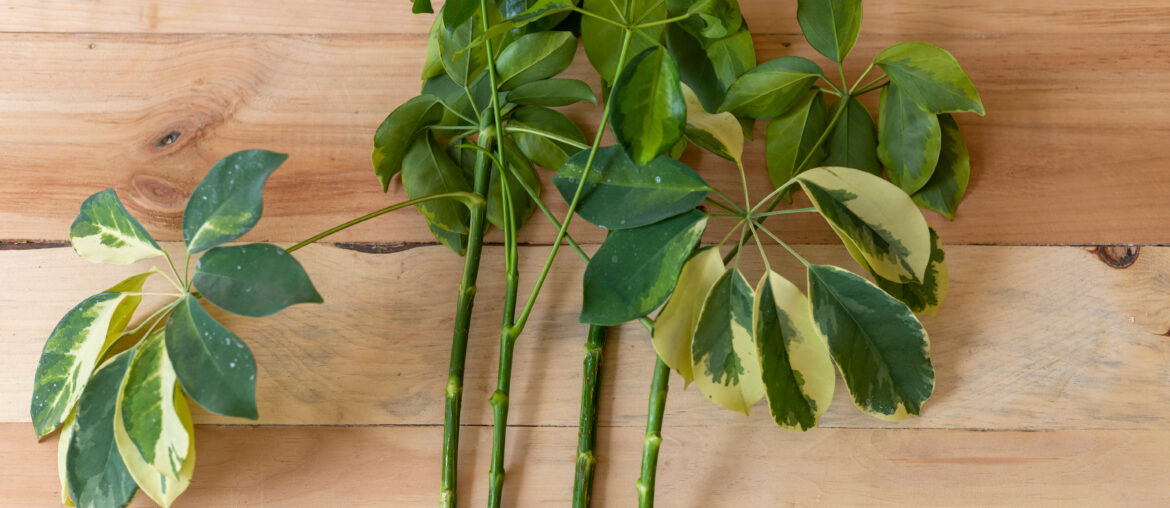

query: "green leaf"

left=510, top=106, right=588, bottom=170
left=912, top=114, right=970, bottom=220
left=422, top=18, right=445, bottom=79
left=807, top=264, right=934, bottom=420
left=192, top=243, right=322, bottom=318
left=373, top=95, right=445, bottom=191
left=442, top=0, right=479, bottom=37
left=798, top=166, right=931, bottom=283
left=754, top=271, right=834, bottom=430
left=165, top=296, right=258, bottom=419
left=611, top=47, right=686, bottom=165
left=678, top=0, right=743, bottom=40
left=719, top=56, right=823, bottom=119
left=114, top=331, right=193, bottom=507
left=552, top=146, right=710, bottom=230
left=874, top=41, right=985, bottom=115
left=652, top=247, right=724, bottom=385
left=878, top=83, right=942, bottom=194
left=428, top=221, right=469, bottom=256
left=486, top=139, right=541, bottom=230
left=496, top=31, right=578, bottom=90
left=506, top=79, right=596, bottom=107
left=507, top=0, right=575, bottom=26
left=860, top=227, right=949, bottom=316
left=681, top=83, right=744, bottom=163
left=666, top=24, right=725, bottom=113
left=796, top=0, right=862, bottom=63
left=402, top=134, right=473, bottom=234
left=182, top=149, right=288, bottom=254
left=823, top=97, right=881, bottom=175
left=438, top=14, right=486, bottom=86
left=66, top=349, right=138, bottom=508
left=581, top=210, right=707, bottom=326
left=691, top=267, right=764, bottom=415
left=414, top=0, right=434, bottom=14
left=765, top=90, right=828, bottom=191
left=705, top=27, right=756, bottom=90
left=581, top=0, right=665, bottom=82
left=69, top=189, right=165, bottom=265
left=31, top=272, right=151, bottom=437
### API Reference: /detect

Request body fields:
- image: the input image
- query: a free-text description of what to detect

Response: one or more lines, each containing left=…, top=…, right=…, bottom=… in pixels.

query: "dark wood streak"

left=1094, top=245, right=1140, bottom=269
left=331, top=242, right=434, bottom=254
left=0, top=240, right=70, bottom=250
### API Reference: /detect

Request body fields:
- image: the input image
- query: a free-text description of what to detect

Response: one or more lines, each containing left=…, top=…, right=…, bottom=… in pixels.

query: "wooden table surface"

left=3, top=1, right=1170, bottom=506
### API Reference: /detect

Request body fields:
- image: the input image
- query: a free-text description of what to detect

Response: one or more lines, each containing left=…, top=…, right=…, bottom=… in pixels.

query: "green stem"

left=854, top=80, right=889, bottom=96
left=635, top=13, right=691, bottom=29
left=753, top=207, right=817, bottom=218
left=284, top=192, right=484, bottom=254
left=488, top=27, right=635, bottom=507
left=572, top=325, right=607, bottom=508
left=574, top=6, right=627, bottom=28
left=704, top=197, right=742, bottom=216
left=753, top=218, right=810, bottom=267
left=848, top=61, right=877, bottom=94
left=635, top=356, right=669, bottom=508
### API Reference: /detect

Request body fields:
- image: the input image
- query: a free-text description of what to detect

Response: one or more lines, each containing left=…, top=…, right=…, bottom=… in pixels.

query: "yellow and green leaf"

left=57, top=410, right=77, bottom=506
left=874, top=41, right=985, bottom=115
left=31, top=272, right=151, bottom=438
left=691, top=267, right=765, bottom=414
left=115, top=331, right=194, bottom=507
left=681, top=84, right=744, bottom=163
left=182, top=149, right=289, bottom=254
left=66, top=349, right=139, bottom=508
left=807, top=264, right=934, bottom=420
left=611, top=47, right=687, bottom=166
left=69, top=189, right=165, bottom=265
left=797, top=166, right=931, bottom=283
left=652, top=247, right=725, bottom=385
left=754, top=272, right=835, bottom=430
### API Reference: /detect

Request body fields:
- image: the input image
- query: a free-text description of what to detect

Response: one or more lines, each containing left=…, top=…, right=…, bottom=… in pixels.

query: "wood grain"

left=4, top=0, right=1170, bottom=35
left=2, top=33, right=1169, bottom=245
left=6, top=243, right=1170, bottom=430
left=4, top=423, right=1168, bottom=507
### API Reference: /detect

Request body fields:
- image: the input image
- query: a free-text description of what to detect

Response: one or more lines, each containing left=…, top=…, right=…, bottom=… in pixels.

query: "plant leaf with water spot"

left=681, top=84, right=744, bottom=163
left=192, top=243, right=322, bottom=318
left=823, top=97, right=881, bottom=175
left=182, top=149, right=288, bottom=254
left=31, top=272, right=151, bottom=438
left=878, top=82, right=942, bottom=194
left=114, top=330, right=193, bottom=507
left=797, top=0, right=862, bottom=63
left=807, top=264, right=934, bottom=420
left=912, top=114, right=970, bottom=220
left=874, top=42, right=984, bottom=115
left=581, top=210, right=707, bottom=326
left=754, top=271, right=834, bottom=430
left=552, top=146, right=710, bottom=230
left=797, top=166, right=931, bottom=283
left=718, top=56, right=823, bottom=119
left=611, top=47, right=686, bottom=166
left=373, top=95, right=445, bottom=190
left=496, top=31, right=578, bottom=90
left=402, top=134, right=473, bottom=234
left=765, top=90, right=828, bottom=193
left=691, top=267, right=764, bottom=415
left=66, top=349, right=138, bottom=508
left=165, top=296, right=258, bottom=419
left=652, top=247, right=724, bottom=385
left=69, top=189, right=165, bottom=265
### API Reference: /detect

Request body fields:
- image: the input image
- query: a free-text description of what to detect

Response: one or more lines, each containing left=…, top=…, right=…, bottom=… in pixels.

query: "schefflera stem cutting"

left=31, top=150, right=484, bottom=508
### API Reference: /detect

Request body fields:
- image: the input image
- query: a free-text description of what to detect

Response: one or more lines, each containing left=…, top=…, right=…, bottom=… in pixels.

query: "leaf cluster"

left=31, top=150, right=322, bottom=507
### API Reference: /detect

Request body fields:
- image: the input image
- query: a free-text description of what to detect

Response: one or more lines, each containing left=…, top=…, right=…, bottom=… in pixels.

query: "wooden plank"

left=4, top=423, right=1169, bottom=506
left=2, top=33, right=1167, bottom=245
left=6, top=243, right=1170, bottom=429
left=3, top=0, right=1170, bottom=35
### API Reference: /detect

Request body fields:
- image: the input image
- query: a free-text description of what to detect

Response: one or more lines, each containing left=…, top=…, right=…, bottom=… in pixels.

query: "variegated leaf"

left=754, top=272, right=835, bottom=431
left=844, top=226, right=949, bottom=316
left=66, top=349, right=138, bottom=508
left=797, top=166, right=931, bottom=283
left=182, top=149, right=288, bottom=254
left=808, top=264, right=934, bottom=420
left=681, top=84, right=744, bottom=163
left=57, top=410, right=77, bottom=507
left=31, top=272, right=152, bottom=438
left=69, top=189, right=165, bottom=265
left=652, top=247, right=724, bottom=385
left=691, top=267, right=765, bottom=414
left=115, top=331, right=194, bottom=507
